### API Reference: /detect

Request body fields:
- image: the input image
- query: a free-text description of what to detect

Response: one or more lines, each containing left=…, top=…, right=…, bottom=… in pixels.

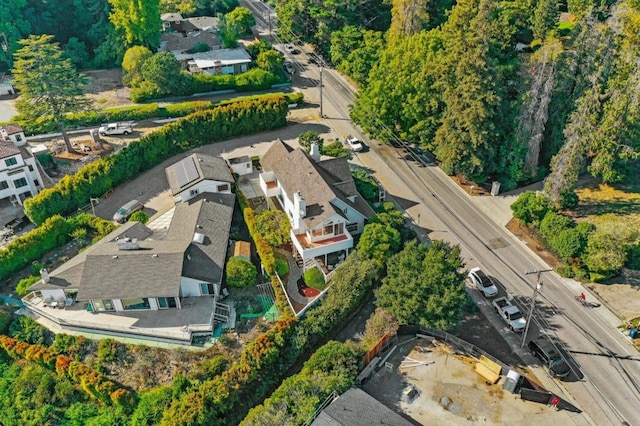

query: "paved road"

left=250, top=12, right=640, bottom=424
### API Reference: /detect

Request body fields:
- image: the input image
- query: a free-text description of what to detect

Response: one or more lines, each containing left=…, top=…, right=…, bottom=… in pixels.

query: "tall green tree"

left=122, top=45, right=153, bottom=86
left=226, top=7, right=256, bottom=35
left=532, top=0, right=559, bottom=40
left=140, top=52, right=183, bottom=95
left=12, top=35, right=92, bottom=152
left=375, top=240, right=466, bottom=329
left=108, top=0, right=162, bottom=49
left=256, top=50, right=284, bottom=73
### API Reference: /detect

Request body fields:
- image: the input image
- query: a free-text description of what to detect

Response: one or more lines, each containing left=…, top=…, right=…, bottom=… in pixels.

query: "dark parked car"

left=528, top=337, right=571, bottom=379
left=5, top=216, right=29, bottom=232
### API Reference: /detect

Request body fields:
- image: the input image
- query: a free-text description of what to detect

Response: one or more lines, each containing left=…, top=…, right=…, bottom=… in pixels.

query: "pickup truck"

left=98, top=122, right=134, bottom=136
left=492, top=297, right=526, bottom=332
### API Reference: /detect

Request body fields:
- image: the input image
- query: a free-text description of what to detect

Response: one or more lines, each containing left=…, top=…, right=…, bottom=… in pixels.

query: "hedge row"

left=24, top=95, right=290, bottom=225
left=0, top=213, right=115, bottom=283
left=0, top=335, right=135, bottom=410
left=15, top=91, right=303, bottom=135
left=237, top=190, right=292, bottom=317
left=157, top=247, right=381, bottom=425
left=241, top=341, right=363, bottom=425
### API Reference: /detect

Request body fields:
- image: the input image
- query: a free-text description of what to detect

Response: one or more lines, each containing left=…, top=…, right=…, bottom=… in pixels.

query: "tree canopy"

left=375, top=240, right=467, bottom=329
left=108, top=0, right=162, bottom=49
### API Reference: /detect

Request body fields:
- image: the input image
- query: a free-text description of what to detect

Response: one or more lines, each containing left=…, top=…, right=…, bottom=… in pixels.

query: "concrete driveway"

left=90, top=119, right=329, bottom=222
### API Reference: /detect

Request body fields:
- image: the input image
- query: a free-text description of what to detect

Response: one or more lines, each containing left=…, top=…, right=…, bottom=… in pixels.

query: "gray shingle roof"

left=166, top=192, right=235, bottom=283
left=261, top=139, right=374, bottom=227
left=29, top=222, right=154, bottom=292
left=165, top=153, right=233, bottom=196
left=312, top=388, right=414, bottom=426
left=0, top=141, right=20, bottom=160
left=76, top=240, right=189, bottom=300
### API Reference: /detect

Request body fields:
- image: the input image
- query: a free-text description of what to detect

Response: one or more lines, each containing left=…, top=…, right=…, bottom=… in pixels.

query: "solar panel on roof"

left=175, top=157, right=200, bottom=188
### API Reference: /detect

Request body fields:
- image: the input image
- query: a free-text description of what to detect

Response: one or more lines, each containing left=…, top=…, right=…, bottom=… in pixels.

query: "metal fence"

left=398, top=325, right=512, bottom=373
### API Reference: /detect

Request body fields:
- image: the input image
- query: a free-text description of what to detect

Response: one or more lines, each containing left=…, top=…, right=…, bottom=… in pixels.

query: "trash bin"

left=503, top=370, right=521, bottom=393
left=629, top=327, right=639, bottom=339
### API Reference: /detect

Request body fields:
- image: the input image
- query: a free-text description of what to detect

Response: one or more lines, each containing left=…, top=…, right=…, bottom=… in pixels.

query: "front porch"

left=22, top=291, right=229, bottom=344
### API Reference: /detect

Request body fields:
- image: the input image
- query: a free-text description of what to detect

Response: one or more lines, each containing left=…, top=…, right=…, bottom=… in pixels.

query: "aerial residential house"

left=22, top=154, right=237, bottom=344
left=0, top=124, right=43, bottom=206
left=174, top=48, right=252, bottom=75
left=165, top=153, right=234, bottom=204
left=259, top=139, right=375, bottom=273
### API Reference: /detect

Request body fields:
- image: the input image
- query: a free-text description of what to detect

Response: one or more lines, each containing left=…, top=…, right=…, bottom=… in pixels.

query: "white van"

left=113, top=200, right=143, bottom=223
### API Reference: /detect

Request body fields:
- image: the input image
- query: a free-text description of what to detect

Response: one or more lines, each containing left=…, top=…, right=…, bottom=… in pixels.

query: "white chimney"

left=40, top=268, right=50, bottom=283
left=309, top=142, right=320, bottom=161
left=294, top=191, right=306, bottom=218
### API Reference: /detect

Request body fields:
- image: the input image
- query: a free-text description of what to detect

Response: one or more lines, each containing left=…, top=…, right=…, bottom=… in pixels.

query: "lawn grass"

left=574, top=164, right=640, bottom=223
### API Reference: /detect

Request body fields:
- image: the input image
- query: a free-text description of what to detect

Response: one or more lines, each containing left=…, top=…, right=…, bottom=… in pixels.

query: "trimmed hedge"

left=238, top=190, right=292, bottom=317
left=12, top=92, right=303, bottom=135
left=0, top=213, right=115, bottom=283
left=24, top=95, right=290, bottom=225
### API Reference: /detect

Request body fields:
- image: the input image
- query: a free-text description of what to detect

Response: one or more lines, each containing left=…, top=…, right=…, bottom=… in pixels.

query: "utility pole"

left=319, top=66, right=324, bottom=118
left=521, top=269, right=552, bottom=347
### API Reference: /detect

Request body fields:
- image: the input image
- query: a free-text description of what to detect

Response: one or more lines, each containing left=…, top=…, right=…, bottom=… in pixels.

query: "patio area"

left=23, top=291, right=225, bottom=344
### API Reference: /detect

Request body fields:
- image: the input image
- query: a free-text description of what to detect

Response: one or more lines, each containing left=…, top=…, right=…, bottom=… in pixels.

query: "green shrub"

left=0, top=310, right=11, bottom=334
left=351, top=168, right=379, bottom=204
left=275, top=258, right=289, bottom=276
left=554, top=263, right=574, bottom=278
left=9, top=315, right=54, bottom=345
left=128, top=210, right=149, bottom=224
left=24, top=95, right=289, bottom=225
left=235, top=68, right=275, bottom=92
left=226, top=257, right=257, bottom=287
left=30, top=261, right=45, bottom=276
left=550, top=228, right=585, bottom=261
left=97, top=339, right=122, bottom=363
left=0, top=215, right=70, bottom=282
left=15, top=275, right=41, bottom=296
left=539, top=211, right=574, bottom=243
left=321, top=141, right=349, bottom=158
left=303, top=267, right=326, bottom=291
left=511, top=191, right=550, bottom=226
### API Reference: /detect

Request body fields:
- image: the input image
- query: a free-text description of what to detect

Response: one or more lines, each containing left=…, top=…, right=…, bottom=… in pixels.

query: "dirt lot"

left=363, top=337, right=585, bottom=425
left=83, top=69, right=132, bottom=109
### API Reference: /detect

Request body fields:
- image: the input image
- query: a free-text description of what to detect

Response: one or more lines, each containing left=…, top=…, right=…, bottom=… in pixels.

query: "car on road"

left=284, top=62, right=295, bottom=74
left=468, top=267, right=498, bottom=297
left=284, top=44, right=299, bottom=54
left=493, top=297, right=526, bottom=332
left=345, top=136, right=363, bottom=152
left=528, top=337, right=571, bottom=379
left=113, top=200, right=144, bottom=223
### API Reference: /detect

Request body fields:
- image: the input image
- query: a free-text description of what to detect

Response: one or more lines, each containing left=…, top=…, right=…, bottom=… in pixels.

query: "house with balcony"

left=165, top=153, right=234, bottom=204
left=22, top=155, right=237, bottom=344
left=0, top=124, right=43, bottom=207
left=259, top=139, right=375, bottom=273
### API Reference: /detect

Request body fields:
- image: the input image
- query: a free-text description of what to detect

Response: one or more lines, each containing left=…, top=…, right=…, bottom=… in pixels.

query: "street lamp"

left=89, top=198, right=100, bottom=216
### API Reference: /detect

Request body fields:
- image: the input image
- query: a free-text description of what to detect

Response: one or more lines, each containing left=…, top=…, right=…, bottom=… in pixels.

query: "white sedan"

left=468, top=267, right=498, bottom=298
left=345, top=136, right=363, bottom=152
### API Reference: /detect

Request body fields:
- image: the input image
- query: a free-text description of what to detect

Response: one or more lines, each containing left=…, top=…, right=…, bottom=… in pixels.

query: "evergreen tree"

left=12, top=35, right=92, bottom=153
left=108, top=0, right=162, bottom=49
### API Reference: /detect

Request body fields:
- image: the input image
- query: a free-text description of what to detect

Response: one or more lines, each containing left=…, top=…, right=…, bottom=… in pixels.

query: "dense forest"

left=277, top=0, right=640, bottom=204
left=0, top=0, right=239, bottom=71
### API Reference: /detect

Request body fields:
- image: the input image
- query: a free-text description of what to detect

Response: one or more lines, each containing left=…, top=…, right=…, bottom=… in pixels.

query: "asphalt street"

left=274, top=27, right=640, bottom=425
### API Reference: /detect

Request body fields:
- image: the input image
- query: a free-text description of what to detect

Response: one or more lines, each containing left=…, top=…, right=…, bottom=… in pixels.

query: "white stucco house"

left=0, top=124, right=43, bottom=207
left=259, top=139, right=375, bottom=274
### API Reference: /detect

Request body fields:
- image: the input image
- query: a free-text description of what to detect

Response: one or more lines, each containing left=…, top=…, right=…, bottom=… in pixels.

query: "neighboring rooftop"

left=0, top=123, right=23, bottom=136
left=166, top=192, right=236, bottom=284
left=312, top=388, right=414, bottom=426
left=160, top=30, right=221, bottom=53
left=175, top=48, right=252, bottom=67
left=0, top=141, right=20, bottom=159
left=165, top=153, right=234, bottom=196
left=261, top=139, right=374, bottom=227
